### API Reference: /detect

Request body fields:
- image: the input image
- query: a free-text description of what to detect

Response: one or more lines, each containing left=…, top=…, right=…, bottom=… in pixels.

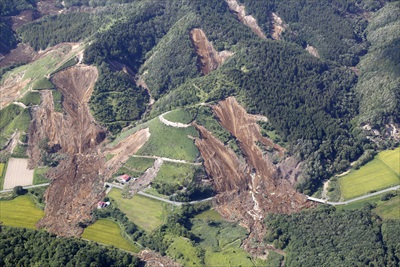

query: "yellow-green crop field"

left=108, top=189, right=169, bottom=232
left=374, top=196, right=400, bottom=220
left=0, top=195, right=44, bottom=229
left=82, top=219, right=139, bottom=253
left=0, top=163, right=5, bottom=190
left=340, top=148, right=400, bottom=200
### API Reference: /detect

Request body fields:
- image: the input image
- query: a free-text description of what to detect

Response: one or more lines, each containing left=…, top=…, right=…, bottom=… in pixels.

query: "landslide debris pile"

left=195, top=97, right=311, bottom=254
left=190, top=28, right=233, bottom=75
left=28, top=66, right=150, bottom=236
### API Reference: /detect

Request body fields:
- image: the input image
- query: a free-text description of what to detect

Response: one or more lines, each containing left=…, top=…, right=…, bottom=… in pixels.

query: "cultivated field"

left=108, top=189, right=169, bottom=231
left=374, top=196, right=400, bottom=220
left=3, top=158, right=34, bottom=190
left=0, top=163, right=5, bottom=190
left=82, top=219, right=139, bottom=253
left=340, top=148, right=400, bottom=200
left=136, top=117, right=199, bottom=162
left=0, top=195, right=44, bottom=229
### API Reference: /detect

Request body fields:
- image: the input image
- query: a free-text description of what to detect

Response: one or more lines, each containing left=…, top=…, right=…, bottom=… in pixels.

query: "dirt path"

left=3, top=131, right=20, bottom=153
left=320, top=180, right=330, bottom=199
left=3, top=158, right=34, bottom=189
left=159, top=111, right=191, bottom=128
left=130, top=154, right=202, bottom=166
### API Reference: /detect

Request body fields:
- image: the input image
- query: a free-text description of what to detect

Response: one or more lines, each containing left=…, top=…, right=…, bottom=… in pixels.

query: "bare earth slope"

left=27, top=65, right=150, bottom=236
left=28, top=66, right=107, bottom=236
left=190, top=28, right=233, bottom=75
left=195, top=97, right=311, bottom=255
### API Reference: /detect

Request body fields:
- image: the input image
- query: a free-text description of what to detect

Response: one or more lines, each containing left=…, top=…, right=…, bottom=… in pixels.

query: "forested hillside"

left=0, top=225, right=140, bottom=267
left=12, top=0, right=399, bottom=193
left=265, top=206, right=400, bottom=266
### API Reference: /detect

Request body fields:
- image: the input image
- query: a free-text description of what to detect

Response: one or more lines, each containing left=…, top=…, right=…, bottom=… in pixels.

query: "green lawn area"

left=82, top=219, right=139, bottom=253
left=0, top=195, right=44, bottom=229
left=374, top=196, right=400, bottom=220
left=163, top=109, right=195, bottom=124
left=165, top=235, right=203, bottom=266
left=33, top=167, right=50, bottom=185
left=0, top=105, right=31, bottom=146
left=339, top=149, right=400, bottom=200
left=194, top=208, right=223, bottom=221
left=338, top=193, right=400, bottom=220
left=123, top=157, right=154, bottom=173
left=18, top=91, right=41, bottom=106
left=108, top=189, right=169, bottom=232
left=155, top=162, right=198, bottom=186
left=52, top=90, right=63, bottom=113
left=137, top=118, right=199, bottom=162
left=188, top=219, right=262, bottom=267
left=0, top=163, right=6, bottom=190
left=377, top=147, right=400, bottom=173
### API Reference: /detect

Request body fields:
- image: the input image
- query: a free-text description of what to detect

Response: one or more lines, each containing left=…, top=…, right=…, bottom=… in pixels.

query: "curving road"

left=307, top=185, right=400, bottom=206
left=104, top=182, right=214, bottom=206
left=0, top=182, right=50, bottom=193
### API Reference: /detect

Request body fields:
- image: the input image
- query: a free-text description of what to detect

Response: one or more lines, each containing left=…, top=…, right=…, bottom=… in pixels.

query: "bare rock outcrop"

left=190, top=28, right=233, bottom=75
left=225, top=0, right=267, bottom=39
left=195, top=97, right=312, bottom=255
left=270, top=13, right=287, bottom=40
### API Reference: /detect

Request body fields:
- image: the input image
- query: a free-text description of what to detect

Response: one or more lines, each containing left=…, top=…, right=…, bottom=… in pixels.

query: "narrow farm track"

left=307, top=185, right=400, bottom=205
left=158, top=111, right=191, bottom=128
left=104, top=182, right=213, bottom=206
left=130, top=154, right=202, bottom=166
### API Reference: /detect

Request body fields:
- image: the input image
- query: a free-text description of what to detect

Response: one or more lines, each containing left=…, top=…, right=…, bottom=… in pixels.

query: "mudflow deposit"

left=195, top=97, right=312, bottom=254
left=28, top=65, right=149, bottom=236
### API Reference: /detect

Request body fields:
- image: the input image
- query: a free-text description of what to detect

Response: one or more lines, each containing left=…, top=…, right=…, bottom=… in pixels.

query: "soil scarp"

left=195, top=97, right=311, bottom=255
left=190, top=28, right=233, bottom=75
left=29, top=65, right=106, bottom=236
left=28, top=64, right=150, bottom=236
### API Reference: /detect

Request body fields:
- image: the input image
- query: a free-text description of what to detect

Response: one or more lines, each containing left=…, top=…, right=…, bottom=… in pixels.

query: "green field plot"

left=0, top=195, right=44, bottom=229
left=156, top=162, right=197, bottom=186
left=18, top=91, right=41, bottom=106
left=32, top=78, right=54, bottom=90
left=165, top=235, right=203, bottom=266
left=0, top=163, right=6, bottom=190
left=190, top=219, right=257, bottom=267
left=82, top=219, right=139, bottom=253
left=123, top=157, right=154, bottom=173
left=194, top=208, right=223, bottom=221
left=33, top=167, right=50, bottom=185
left=374, top=196, right=400, bottom=220
left=108, top=189, right=169, bottom=231
left=163, top=109, right=195, bottom=124
left=137, top=118, right=199, bottom=162
left=52, top=90, right=63, bottom=112
left=377, top=147, right=400, bottom=173
left=0, top=105, right=31, bottom=146
left=339, top=151, right=400, bottom=200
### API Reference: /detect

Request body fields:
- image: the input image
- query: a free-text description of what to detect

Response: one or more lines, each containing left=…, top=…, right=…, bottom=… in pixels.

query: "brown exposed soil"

left=190, top=29, right=233, bottom=75
left=28, top=66, right=105, bottom=236
left=225, top=0, right=267, bottom=39
left=0, top=72, right=31, bottom=108
left=270, top=13, right=287, bottom=40
left=305, top=44, right=320, bottom=58
left=139, top=250, right=182, bottom=267
left=0, top=43, right=36, bottom=69
left=103, top=128, right=151, bottom=178
left=27, top=64, right=150, bottom=236
left=194, top=97, right=312, bottom=255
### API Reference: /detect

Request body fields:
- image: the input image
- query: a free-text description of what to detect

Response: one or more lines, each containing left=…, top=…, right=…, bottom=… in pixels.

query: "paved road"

left=130, top=154, right=202, bottom=166
left=307, top=185, right=400, bottom=206
left=105, top=182, right=214, bottom=206
left=0, top=183, right=50, bottom=193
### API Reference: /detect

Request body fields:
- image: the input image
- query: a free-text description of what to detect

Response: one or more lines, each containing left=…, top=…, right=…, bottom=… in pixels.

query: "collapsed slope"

left=190, top=28, right=233, bottom=75
left=28, top=65, right=106, bottom=236
left=195, top=97, right=311, bottom=254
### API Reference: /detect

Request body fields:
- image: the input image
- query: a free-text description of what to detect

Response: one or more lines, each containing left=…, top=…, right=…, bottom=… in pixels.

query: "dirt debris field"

left=3, top=158, right=34, bottom=190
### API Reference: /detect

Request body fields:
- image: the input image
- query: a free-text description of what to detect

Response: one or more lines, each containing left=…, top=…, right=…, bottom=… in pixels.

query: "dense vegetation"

left=354, top=1, right=400, bottom=128
left=265, top=206, right=400, bottom=267
left=0, top=225, right=139, bottom=267
left=239, top=0, right=382, bottom=65
left=18, top=13, right=96, bottom=51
